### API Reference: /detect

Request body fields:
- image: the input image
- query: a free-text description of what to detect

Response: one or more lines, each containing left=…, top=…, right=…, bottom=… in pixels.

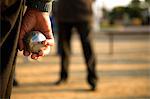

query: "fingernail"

left=39, top=51, right=43, bottom=56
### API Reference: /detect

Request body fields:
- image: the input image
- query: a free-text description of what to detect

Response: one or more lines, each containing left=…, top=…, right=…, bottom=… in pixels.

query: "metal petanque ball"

left=23, top=31, right=50, bottom=54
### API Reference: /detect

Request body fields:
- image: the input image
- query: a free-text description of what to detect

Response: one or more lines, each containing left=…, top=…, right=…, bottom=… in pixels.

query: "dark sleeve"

left=26, top=0, right=53, bottom=12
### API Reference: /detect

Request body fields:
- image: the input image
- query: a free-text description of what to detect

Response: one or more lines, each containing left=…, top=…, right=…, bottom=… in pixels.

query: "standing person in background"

left=0, top=0, right=54, bottom=98
left=55, top=0, right=98, bottom=91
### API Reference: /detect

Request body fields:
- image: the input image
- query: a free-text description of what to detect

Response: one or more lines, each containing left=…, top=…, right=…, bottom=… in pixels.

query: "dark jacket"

left=55, top=0, right=94, bottom=22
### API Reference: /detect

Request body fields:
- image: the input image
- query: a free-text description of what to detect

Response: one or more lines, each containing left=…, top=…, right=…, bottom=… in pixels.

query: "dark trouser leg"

left=0, top=15, right=22, bottom=99
left=0, top=1, right=24, bottom=97
left=58, top=22, right=73, bottom=81
left=76, top=22, right=97, bottom=89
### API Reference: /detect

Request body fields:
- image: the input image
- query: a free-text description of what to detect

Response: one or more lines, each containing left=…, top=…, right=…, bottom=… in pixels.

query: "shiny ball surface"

left=23, top=31, right=49, bottom=53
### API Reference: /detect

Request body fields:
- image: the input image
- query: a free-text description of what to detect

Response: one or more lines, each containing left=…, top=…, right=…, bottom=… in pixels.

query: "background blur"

left=12, top=0, right=150, bottom=99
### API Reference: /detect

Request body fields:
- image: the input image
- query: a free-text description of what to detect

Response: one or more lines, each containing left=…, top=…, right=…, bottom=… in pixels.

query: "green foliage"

left=101, top=0, right=150, bottom=26
left=129, top=0, right=141, bottom=8
left=108, top=6, right=126, bottom=20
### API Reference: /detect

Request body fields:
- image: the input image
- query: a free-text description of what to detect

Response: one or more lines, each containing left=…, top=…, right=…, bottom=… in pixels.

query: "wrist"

left=26, top=0, right=52, bottom=13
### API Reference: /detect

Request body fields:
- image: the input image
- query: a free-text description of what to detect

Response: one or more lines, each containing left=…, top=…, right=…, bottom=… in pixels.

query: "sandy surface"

left=12, top=34, right=150, bottom=99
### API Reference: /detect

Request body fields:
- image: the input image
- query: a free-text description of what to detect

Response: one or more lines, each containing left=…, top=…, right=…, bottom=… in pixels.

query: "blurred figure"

left=55, top=0, right=98, bottom=91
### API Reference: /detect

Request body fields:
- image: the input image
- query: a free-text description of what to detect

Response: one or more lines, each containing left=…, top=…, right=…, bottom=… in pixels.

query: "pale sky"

left=94, top=0, right=132, bottom=10
left=92, top=0, right=133, bottom=18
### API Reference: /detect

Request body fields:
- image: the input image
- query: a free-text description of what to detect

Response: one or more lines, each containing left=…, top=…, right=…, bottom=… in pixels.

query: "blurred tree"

left=129, top=0, right=141, bottom=8
left=145, top=0, right=150, bottom=4
left=101, top=0, right=149, bottom=26
left=127, top=0, right=142, bottom=19
left=127, top=0, right=150, bottom=25
left=108, top=6, right=127, bottom=25
left=142, top=0, right=150, bottom=25
left=126, top=7, right=142, bottom=19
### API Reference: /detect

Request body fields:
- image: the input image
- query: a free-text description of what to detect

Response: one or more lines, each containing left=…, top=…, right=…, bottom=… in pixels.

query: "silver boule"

left=23, top=31, right=50, bottom=54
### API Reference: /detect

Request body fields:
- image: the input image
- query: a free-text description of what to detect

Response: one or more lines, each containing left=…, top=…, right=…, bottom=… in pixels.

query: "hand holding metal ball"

left=23, top=31, right=50, bottom=55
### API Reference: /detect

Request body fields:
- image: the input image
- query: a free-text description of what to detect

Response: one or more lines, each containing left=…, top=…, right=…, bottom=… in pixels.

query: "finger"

left=18, top=11, right=36, bottom=50
left=38, top=51, right=44, bottom=56
left=23, top=50, right=30, bottom=56
left=41, top=41, right=47, bottom=45
left=44, top=38, right=55, bottom=46
left=18, top=27, right=26, bottom=51
left=42, top=46, right=51, bottom=55
left=31, top=54, right=38, bottom=60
